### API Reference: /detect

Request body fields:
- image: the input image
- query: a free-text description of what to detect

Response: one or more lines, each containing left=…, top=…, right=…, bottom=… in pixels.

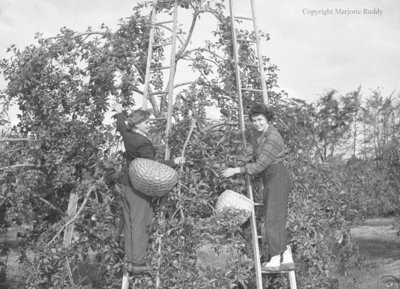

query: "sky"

left=0, top=0, right=399, bottom=117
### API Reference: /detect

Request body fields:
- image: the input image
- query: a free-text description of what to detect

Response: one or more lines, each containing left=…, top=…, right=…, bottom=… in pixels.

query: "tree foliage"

left=1, top=0, right=398, bottom=288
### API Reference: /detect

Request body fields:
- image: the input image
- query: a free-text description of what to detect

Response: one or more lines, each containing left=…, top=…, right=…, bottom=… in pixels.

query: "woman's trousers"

left=260, top=162, right=292, bottom=257
left=120, top=184, right=153, bottom=265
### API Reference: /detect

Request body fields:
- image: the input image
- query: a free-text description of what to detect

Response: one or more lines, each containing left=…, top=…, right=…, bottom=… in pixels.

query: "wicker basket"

left=215, top=190, right=254, bottom=224
left=128, top=158, right=178, bottom=197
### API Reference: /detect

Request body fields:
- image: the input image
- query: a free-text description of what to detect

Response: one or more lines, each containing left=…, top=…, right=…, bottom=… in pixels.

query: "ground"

left=1, top=217, right=399, bottom=288
left=341, top=217, right=400, bottom=289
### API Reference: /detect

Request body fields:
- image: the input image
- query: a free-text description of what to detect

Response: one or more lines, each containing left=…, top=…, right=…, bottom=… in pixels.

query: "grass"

left=340, top=217, right=400, bottom=289
left=0, top=250, right=27, bottom=289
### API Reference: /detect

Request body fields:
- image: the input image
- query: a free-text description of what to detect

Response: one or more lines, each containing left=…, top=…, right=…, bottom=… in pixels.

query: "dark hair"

left=127, top=109, right=151, bottom=129
left=249, top=102, right=274, bottom=122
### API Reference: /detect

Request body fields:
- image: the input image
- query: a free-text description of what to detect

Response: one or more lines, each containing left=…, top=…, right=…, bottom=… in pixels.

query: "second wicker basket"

left=215, top=190, right=254, bottom=224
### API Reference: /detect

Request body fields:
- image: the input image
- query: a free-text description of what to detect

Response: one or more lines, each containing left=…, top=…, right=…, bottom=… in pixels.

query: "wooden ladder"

left=121, top=0, right=180, bottom=288
left=228, top=0, right=297, bottom=288
left=142, top=0, right=179, bottom=160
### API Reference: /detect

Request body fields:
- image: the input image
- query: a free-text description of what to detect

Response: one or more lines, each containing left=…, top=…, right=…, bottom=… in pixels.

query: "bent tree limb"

left=174, top=81, right=197, bottom=89
left=0, top=148, right=24, bottom=158
left=131, top=84, right=160, bottom=116
left=32, top=192, right=104, bottom=240
left=33, top=193, right=65, bottom=216
left=47, top=184, right=96, bottom=246
left=201, top=121, right=238, bottom=133
left=155, top=120, right=197, bottom=288
left=47, top=31, right=111, bottom=41
left=176, top=12, right=199, bottom=60
left=181, top=119, right=197, bottom=159
left=0, top=138, right=32, bottom=143
left=182, top=48, right=225, bottom=61
left=155, top=24, right=186, bottom=46
left=0, top=164, right=36, bottom=170
left=173, top=119, right=197, bottom=219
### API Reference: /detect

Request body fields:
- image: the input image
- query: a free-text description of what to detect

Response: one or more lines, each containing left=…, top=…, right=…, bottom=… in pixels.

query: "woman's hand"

left=113, top=103, right=123, bottom=114
left=174, top=156, right=186, bottom=165
left=221, top=167, right=241, bottom=178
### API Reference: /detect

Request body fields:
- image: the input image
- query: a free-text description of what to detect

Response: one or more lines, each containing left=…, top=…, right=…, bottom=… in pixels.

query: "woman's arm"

left=116, top=113, right=129, bottom=134
left=221, top=128, right=284, bottom=178
left=113, top=103, right=128, bottom=134
left=160, top=159, right=177, bottom=168
left=136, top=140, right=184, bottom=168
left=243, top=129, right=284, bottom=175
left=160, top=157, right=185, bottom=168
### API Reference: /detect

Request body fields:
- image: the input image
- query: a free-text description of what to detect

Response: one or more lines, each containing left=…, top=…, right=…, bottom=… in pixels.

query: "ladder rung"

left=241, top=62, right=259, bottom=67
left=155, top=20, right=174, bottom=25
left=234, top=15, right=254, bottom=21
left=242, top=88, right=263, bottom=92
left=237, top=38, right=256, bottom=43
left=149, top=91, right=168, bottom=96
left=261, top=269, right=295, bottom=274
left=153, top=42, right=172, bottom=47
left=141, top=0, right=170, bottom=4
left=151, top=66, right=171, bottom=71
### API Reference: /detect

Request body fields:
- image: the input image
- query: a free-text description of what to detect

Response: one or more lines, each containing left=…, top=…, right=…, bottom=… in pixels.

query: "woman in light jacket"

left=221, top=102, right=294, bottom=272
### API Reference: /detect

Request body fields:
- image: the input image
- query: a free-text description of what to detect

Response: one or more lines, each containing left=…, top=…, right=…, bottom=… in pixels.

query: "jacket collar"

left=133, top=129, right=148, bottom=138
left=256, top=124, right=271, bottom=137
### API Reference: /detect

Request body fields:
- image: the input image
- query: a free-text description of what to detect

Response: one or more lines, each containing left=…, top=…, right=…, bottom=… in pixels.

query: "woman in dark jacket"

left=221, top=102, right=294, bottom=272
left=113, top=103, right=184, bottom=274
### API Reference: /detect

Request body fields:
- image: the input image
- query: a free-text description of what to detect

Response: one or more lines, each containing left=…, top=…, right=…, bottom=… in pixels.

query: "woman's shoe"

left=279, top=262, right=295, bottom=271
left=261, top=255, right=281, bottom=272
left=280, top=245, right=295, bottom=271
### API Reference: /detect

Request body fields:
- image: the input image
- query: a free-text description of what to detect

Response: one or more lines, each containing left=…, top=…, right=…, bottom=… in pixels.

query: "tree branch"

left=181, top=120, right=197, bottom=158
left=0, top=138, right=32, bottom=143
left=183, top=48, right=225, bottom=61
left=133, top=63, right=146, bottom=86
left=132, top=86, right=144, bottom=96
left=47, top=184, right=96, bottom=246
left=32, top=191, right=105, bottom=241
left=0, top=164, right=36, bottom=170
left=201, top=121, right=238, bottom=133
left=0, top=148, right=23, bottom=158
left=32, top=193, right=66, bottom=216
left=174, top=81, right=197, bottom=89
left=176, top=12, right=199, bottom=60
left=155, top=24, right=186, bottom=46
left=47, top=31, right=110, bottom=41
left=131, top=85, right=160, bottom=116
left=74, top=32, right=110, bottom=38
left=175, top=120, right=197, bottom=220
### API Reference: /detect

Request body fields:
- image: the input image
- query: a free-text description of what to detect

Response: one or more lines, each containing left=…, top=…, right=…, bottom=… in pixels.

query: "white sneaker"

left=280, top=245, right=295, bottom=271
left=261, top=254, right=280, bottom=272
